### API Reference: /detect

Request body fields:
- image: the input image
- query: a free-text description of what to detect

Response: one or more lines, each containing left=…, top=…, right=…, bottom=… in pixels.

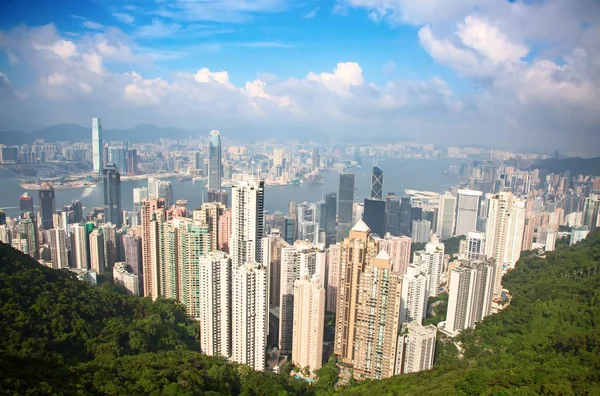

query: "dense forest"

left=1, top=231, right=600, bottom=395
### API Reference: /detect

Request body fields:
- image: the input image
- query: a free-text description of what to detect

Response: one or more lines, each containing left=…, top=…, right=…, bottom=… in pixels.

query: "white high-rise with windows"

left=444, top=258, right=496, bottom=336
left=230, top=179, right=265, bottom=267
left=71, top=223, right=88, bottom=270
left=413, top=240, right=445, bottom=297
left=455, top=189, right=482, bottom=236
left=198, top=251, right=231, bottom=358
left=92, top=117, right=103, bottom=173
left=231, top=262, right=269, bottom=371
left=379, top=234, right=412, bottom=276
left=395, top=323, right=437, bottom=374
left=292, top=275, right=325, bottom=372
left=484, top=192, right=526, bottom=296
left=50, top=227, right=68, bottom=269
left=326, top=243, right=341, bottom=313
left=465, top=232, right=485, bottom=260
left=436, top=193, right=456, bottom=239
left=400, top=264, right=428, bottom=326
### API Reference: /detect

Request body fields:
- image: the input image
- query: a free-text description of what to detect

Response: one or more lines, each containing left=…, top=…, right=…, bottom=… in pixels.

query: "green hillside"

left=1, top=231, right=600, bottom=395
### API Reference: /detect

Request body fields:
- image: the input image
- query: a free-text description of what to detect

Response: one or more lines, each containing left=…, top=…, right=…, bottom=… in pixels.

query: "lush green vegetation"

left=0, top=243, right=310, bottom=395
left=423, top=292, right=448, bottom=327
left=340, top=232, right=600, bottom=395
left=2, top=230, right=600, bottom=395
left=442, top=235, right=466, bottom=256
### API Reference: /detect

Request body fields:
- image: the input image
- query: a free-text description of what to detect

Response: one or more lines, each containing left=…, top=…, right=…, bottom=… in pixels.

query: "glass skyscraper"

left=208, top=130, right=222, bottom=192
left=92, top=117, right=103, bottom=173
left=103, top=163, right=122, bottom=228
left=337, top=173, right=355, bottom=241
left=38, top=184, right=56, bottom=230
left=370, top=166, right=383, bottom=200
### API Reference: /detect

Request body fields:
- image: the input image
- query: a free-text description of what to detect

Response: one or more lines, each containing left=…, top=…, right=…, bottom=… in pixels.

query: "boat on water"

left=192, top=177, right=206, bottom=183
left=178, top=175, right=193, bottom=181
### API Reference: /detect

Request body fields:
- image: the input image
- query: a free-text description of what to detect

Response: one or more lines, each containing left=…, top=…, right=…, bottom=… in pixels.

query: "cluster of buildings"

left=1, top=117, right=599, bottom=382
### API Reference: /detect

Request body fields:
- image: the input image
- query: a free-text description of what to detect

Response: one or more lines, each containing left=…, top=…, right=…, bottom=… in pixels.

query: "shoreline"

left=19, top=172, right=179, bottom=190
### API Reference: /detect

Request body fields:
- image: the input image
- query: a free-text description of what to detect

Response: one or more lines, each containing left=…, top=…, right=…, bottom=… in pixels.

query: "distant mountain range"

left=0, top=124, right=193, bottom=145
left=531, top=157, right=600, bottom=176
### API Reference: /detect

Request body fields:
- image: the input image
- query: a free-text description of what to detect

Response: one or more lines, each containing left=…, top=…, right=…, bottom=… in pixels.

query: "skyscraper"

left=92, top=117, right=103, bottom=173
left=413, top=240, right=445, bottom=297
left=324, top=192, right=337, bottom=247
left=71, top=223, right=88, bottom=270
left=194, top=202, right=227, bottom=252
left=444, top=258, right=496, bottom=336
left=262, top=233, right=290, bottom=308
left=141, top=198, right=165, bottom=298
left=379, top=234, right=412, bottom=276
left=370, top=166, right=384, bottom=200
left=126, top=149, right=137, bottom=175
left=38, top=184, right=56, bottom=230
left=385, top=193, right=401, bottom=236
left=326, top=243, right=341, bottom=313
left=296, top=202, right=319, bottom=244
left=436, top=193, right=456, bottom=240
left=455, top=189, right=483, bottom=236
left=334, top=221, right=379, bottom=364
left=465, top=232, right=485, bottom=260
left=352, top=250, right=403, bottom=380
left=231, top=262, right=269, bottom=371
left=399, top=264, right=429, bottom=326
left=484, top=192, right=526, bottom=296
left=157, top=181, right=173, bottom=208
left=399, top=196, right=413, bottom=236
left=337, top=173, right=355, bottom=241
left=49, top=227, right=68, bottom=269
left=113, top=262, right=140, bottom=295
left=103, top=163, right=122, bottom=228
left=198, top=251, right=231, bottom=358
left=108, top=146, right=127, bottom=174
left=89, top=229, right=105, bottom=274
left=122, top=233, right=142, bottom=293
left=19, top=192, right=34, bottom=219
left=292, top=275, right=325, bottom=372
left=230, top=179, right=265, bottom=267
left=208, top=130, right=222, bottom=192
left=395, top=324, right=437, bottom=374
left=363, top=197, right=386, bottom=237
left=411, top=219, right=431, bottom=243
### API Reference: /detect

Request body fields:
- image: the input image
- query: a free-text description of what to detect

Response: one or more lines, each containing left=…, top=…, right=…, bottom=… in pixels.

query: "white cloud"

left=152, top=0, right=290, bottom=23
left=306, top=62, right=364, bottom=95
left=82, top=21, right=105, bottom=31
left=135, top=19, right=181, bottom=38
left=194, top=68, right=236, bottom=89
left=113, top=12, right=135, bottom=24
left=303, top=7, right=319, bottom=19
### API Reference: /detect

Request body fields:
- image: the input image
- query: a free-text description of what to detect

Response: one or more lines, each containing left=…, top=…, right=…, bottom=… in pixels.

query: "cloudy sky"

left=0, top=0, right=598, bottom=154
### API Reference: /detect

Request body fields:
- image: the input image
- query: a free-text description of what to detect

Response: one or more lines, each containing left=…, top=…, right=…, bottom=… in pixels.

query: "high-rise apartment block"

left=113, top=262, right=140, bottom=295
left=379, top=234, right=411, bottom=276
left=455, top=189, right=482, bottom=236
left=436, top=193, right=456, bottom=239
left=292, top=275, right=325, bottom=372
left=413, top=240, right=445, bottom=297
left=230, top=179, right=265, bottom=267
left=395, top=324, right=437, bottom=374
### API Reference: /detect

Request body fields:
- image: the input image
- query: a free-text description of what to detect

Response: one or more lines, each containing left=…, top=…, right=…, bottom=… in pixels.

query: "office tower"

left=278, top=241, right=324, bottom=353
left=19, top=192, right=34, bottom=218
left=395, top=324, right=437, bottom=374
left=262, top=234, right=290, bottom=308
left=89, top=229, right=105, bottom=274
left=379, top=234, right=411, bottom=276
left=38, top=184, right=56, bottom=230
left=445, top=258, right=496, bottom=336
left=353, top=202, right=364, bottom=225
left=292, top=275, right=325, bottom=372
left=207, top=189, right=228, bottom=206
left=326, top=243, right=341, bottom=313
left=411, top=219, right=431, bottom=243
left=334, top=221, right=379, bottom=364
left=337, top=173, right=355, bottom=241
left=230, top=179, right=265, bottom=267
left=288, top=201, right=298, bottom=242
left=311, top=148, right=320, bottom=171
left=363, top=198, right=386, bottom=237
left=353, top=250, right=402, bottom=380
left=103, top=163, right=122, bottom=228
left=455, top=189, right=482, bottom=236
left=49, top=227, right=68, bottom=269
left=465, top=232, right=485, bottom=260
left=141, top=199, right=165, bottom=298
left=399, top=264, right=428, bottom=326
left=193, top=151, right=202, bottom=170
left=323, top=192, right=337, bottom=247
left=157, top=181, right=173, bottom=208
left=148, top=177, right=158, bottom=199
left=436, top=193, right=456, bottom=240
left=108, top=146, right=127, bottom=173
left=484, top=192, right=526, bottom=296
left=71, top=223, right=88, bottom=269
left=385, top=193, right=401, bottom=236
left=399, top=196, right=412, bottom=236
left=113, top=262, right=139, bottom=295
left=370, top=166, right=384, bottom=200
left=544, top=229, right=557, bottom=251
left=413, top=240, right=445, bottom=297
left=208, top=130, right=222, bottom=191
left=126, top=149, right=137, bottom=175
left=231, top=262, right=269, bottom=371
left=0, top=224, right=10, bottom=244
left=218, top=209, right=232, bottom=252
left=0, top=210, right=5, bottom=225
left=92, top=117, right=103, bottom=173
left=194, top=202, right=227, bottom=252
left=198, top=251, right=231, bottom=358
left=296, top=202, right=319, bottom=244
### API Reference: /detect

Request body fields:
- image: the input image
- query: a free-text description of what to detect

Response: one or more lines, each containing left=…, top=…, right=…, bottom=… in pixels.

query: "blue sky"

left=0, top=0, right=598, bottom=154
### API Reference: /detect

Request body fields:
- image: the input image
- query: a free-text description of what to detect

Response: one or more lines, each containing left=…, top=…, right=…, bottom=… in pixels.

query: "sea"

left=0, top=158, right=465, bottom=219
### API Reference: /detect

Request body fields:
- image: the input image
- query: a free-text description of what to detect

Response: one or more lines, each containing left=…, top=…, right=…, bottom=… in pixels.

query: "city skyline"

left=0, top=1, right=599, bottom=154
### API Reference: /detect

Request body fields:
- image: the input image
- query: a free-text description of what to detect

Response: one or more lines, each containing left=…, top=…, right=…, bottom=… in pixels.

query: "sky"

left=0, top=0, right=599, bottom=155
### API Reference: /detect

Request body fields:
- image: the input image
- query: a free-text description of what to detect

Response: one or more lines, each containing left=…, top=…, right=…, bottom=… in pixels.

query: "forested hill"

left=1, top=232, right=600, bottom=395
